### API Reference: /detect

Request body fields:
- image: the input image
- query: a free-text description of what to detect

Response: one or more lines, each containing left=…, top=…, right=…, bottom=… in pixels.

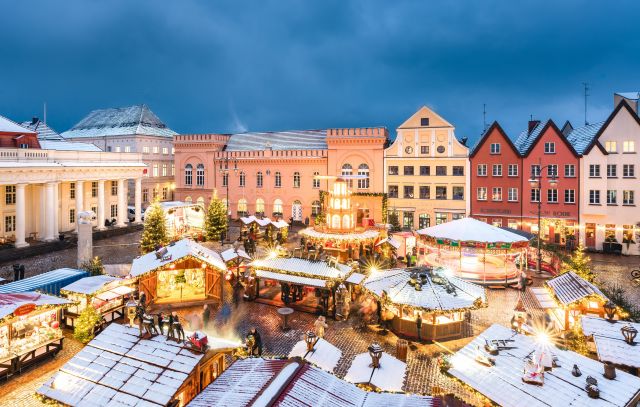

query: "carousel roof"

left=130, top=239, right=226, bottom=278
left=581, top=316, right=640, bottom=369
left=0, top=292, right=71, bottom=320
left=362, top=268, right=486, bottom=312
left=546, top=271, right=607, bottom=306
left=299, top=227, right=380, bottom=242
left=60, top=275, right=121, bottom=295
left=448, top=323, right=640, bottom=407
left=250, top=257, right=351, bottom=280
left=344, top=351, right=407, bottom=392
left=288, top=337, right=342, bottom=373
left=416, top=217, right=529, bottom=244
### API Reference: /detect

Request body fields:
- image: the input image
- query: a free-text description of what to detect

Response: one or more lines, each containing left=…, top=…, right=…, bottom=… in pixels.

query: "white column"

left=134, top=178, right=142, bottom=223
left=116, top=179, right=127, bottom=227
left=53, top=182, right=59, bottom=237
left=75, top=181, right=84, bottom=232
left=44, top=182, right=56, bottom=241
left=15, top=184, right=27, bottom=248
left=97, top=180, right=106, bottom=230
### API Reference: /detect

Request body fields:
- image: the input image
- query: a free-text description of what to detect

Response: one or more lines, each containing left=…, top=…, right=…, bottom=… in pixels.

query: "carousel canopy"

left=60, top=275, right=121, bottom=295
left=416, top=217, right=529, bottom=246
left=449, top=324, right=640, bottom=407
left=288, top=337, right=342, bottom=373
left=250, top=257, right=351, bottom=280
left=546, top=271, right=608, bottom=307
left=362, top=268, right=486, bottom=312
left=581, top=316, right=640, bottom=369
left=130, top=239, right=226, bottom=278
left=300, top=227, right=380, bottom=242
left=0, top=292, right=71, bottom=320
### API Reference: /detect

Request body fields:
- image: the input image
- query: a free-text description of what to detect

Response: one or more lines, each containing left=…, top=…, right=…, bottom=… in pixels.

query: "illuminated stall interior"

left=161, top=201, right=205, bottom=239
left=131, top=239, right=227, bottom=307
left=362, top=267, right=486, bottom=342
left=0, top=292, right=70, bottom=378
left=417, top=217, right=529, bottom=286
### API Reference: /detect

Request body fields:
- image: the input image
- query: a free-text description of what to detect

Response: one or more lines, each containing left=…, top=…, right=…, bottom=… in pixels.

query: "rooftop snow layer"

left=225, top=130, right=327, bottom=151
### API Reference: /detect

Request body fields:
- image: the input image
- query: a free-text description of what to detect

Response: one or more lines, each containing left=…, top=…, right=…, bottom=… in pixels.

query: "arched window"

left=313, top=171, right=320, bottom=188
left=239, top=171, right=246, bottom=187
left=184, top=164, right=193, bottom=186
left=341, top=164, right=352, bottom=187
left=311, top=200, right=321, bottom=216
left=185, top=196, right=192, bottom=203
left=256, top=198, right=265, bottom=214
left=275, top=172, right=282, bottom=188
left=196, top=164, right=205, bottom=186
left=238, top=198, right=248, bottom=216
left=257, top=171, right=263, bottom=188
left=197, top=197, right=205, bottom=208
left=293, top=172, right=301, bottom=188
left=358, top=163, right=369, bottom=189
left=332, top=214, right=340, bottom=229
left=273, top=199, right=283, bottom=215
left=342, top=214, right=351, bottom=229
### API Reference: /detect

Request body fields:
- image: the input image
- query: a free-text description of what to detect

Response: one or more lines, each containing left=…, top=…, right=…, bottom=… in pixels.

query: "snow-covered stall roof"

left=37, top=323, right=204, bottom=406
left=448, top=323, right=640, bottom=407
left=255, top=270, right=328, bottom=288
left=300, top=227, right=380, bottom=242
left=60, top=275, right=121, bottom=295
left=0, top=292, right=71, bottom=320
left=345, top=272, right=366, bottom=285
left=375, top=237, right=400, bottom=249
left=546, top=271, right=607, bottom=307
left=0, top=267, right=89, bottom=296
left=187, top=358, right=438, bottom=407
left=130, top=239, right=226, bottom=278
left=581, top=316, right=640, bottom=369
left=417, top=217, right=529, bottom=244
left=240, top=215, right=272, bottom=227
left=103, top=263, right=132, bottom=278
left=160, top=201, right=202, bottom=210
left=362, top=268, right=486, bottom=312
left=288, top=338, right=342, bottom=373
left=344, top=351, right=407, bottom=392
left=250, top=257, right=352, bottom=283
left=220, top=248, right=251, bottom=263
left=270, top=219, right=289, bottom=229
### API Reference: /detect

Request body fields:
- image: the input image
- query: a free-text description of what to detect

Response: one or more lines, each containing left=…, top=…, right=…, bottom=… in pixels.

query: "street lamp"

left=621, top=324, right=638, bottom=345
left=528, top=161, right=558, bottom=275
left=219, top=153, right=238, bottom=244
left=603, top=301, right=616, bottom=321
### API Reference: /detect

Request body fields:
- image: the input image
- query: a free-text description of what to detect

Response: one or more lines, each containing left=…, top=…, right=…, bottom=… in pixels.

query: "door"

left=206, top=268, right=222, bottom=302
left=292, top=201, right=303, bottom=222
left=403, top=211, right=414, bottom=230
left=585, top=223, right=596, bottom=248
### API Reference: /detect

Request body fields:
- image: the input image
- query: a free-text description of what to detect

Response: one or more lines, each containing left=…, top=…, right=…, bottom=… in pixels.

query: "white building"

left=62, top=104, right=177, bottom=208
left=0, top=115, right=146, bottom=247
left=568, top=98, right=640, bottom=255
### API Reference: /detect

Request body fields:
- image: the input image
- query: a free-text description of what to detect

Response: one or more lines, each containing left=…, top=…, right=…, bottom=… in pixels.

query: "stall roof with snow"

left=60, top=275, right=121, bottom=295
left=362, top=267, right=486, bottom=312
left=0, top=292, right=71, bottom=320
left=417, top=217, right=529, bottom=245
left=288, top=337, right=342, bottom=373
left=581, top=316, right=640, bottom=369
left=220, top=248, right=252, bottom=263
left=186, top=358, right=438, bottom=407
left=250, top=257, right=352, bottom=288
left=375, top=237, right=400, bottom=249
left=546, top=271, right=608, bottom=307
left=344, top=351, right=407, bottom=392
left=37, top=323, right=205, bottom=406
left=130, top=239, right=226, bottom=278
left=299, top=227, right=380, bottom=242
left=448, top=323, right=640, bottom=407
left=0, top=268, right=88, bottom=296
left=240, top=215, right=273, bottom=227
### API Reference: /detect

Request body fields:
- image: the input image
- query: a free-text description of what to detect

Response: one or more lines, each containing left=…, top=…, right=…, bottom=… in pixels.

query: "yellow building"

left=384, top=106, right=469, bottom=229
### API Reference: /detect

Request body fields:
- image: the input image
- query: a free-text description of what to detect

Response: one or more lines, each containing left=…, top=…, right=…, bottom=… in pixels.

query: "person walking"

left=172, top=311, right=185, bottom=342
left=248, top=328, right=263, bottom=356
left=314, top=315, right=328, bottom=338
left=203, top=304, right=211, bottom=330
left=415, top=312, right=423, bottom=342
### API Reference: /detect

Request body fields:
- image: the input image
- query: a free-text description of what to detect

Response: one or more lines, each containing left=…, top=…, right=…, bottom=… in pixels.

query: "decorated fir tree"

left=561, top=244, right=595, bottom=282
left=204, top=194, right=228, bottom=242
left=80, top=256, right=104, bottom=276
left=74, top=305, right=102, bottom=344
left=140, top=200, right=169, bottom=253
left=388, top=211, right=401, bottom=231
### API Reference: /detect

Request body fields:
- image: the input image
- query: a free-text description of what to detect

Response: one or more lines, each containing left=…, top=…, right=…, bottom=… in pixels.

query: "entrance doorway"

left=585, top=223, right=596, bottom=248
left=292, top=200, right=303, bottom=222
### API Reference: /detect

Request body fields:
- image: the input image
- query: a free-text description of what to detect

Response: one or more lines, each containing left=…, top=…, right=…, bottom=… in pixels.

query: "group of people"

left=134, top=293, right=186, bottom=342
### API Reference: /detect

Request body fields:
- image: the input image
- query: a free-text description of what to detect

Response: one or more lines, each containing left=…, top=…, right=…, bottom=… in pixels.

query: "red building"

left=469, top=122, right=523, bottom=229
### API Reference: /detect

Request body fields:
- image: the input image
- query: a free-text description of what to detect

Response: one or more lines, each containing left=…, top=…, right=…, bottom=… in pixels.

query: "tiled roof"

left=20, top=118, right=64, bottom=140
left=513, top=121, right=545, bottom=155
left=62, top=104, right=177, bottom=139
left=0, top=114, right=35, bottom=134
left=546, top=271, right=607, bottom=306
left=225, top=129, right=327, bottom=151
left=566, top=121, right=605, bottom=155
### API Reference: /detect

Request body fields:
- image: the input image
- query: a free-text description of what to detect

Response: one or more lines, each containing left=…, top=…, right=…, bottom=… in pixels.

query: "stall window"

left=5, top=215, right=15, bottom=232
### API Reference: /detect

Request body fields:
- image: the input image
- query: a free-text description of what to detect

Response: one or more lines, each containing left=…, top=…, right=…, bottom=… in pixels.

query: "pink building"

left=174, top=128, right=388, bottom=224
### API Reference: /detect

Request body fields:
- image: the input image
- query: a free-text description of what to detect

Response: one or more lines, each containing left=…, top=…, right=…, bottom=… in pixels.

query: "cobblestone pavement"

left=590, top=252, right=640, bottom=303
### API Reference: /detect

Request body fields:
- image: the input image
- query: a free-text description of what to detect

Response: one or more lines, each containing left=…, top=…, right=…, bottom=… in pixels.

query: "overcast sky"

left=1, top=1, right=638, bottom=143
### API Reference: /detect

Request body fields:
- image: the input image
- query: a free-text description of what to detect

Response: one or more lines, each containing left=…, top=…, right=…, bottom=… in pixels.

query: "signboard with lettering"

left=13, top=303, right=36, bottom=317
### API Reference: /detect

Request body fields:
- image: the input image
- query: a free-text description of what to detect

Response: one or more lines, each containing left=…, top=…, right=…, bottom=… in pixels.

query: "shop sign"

left=13, top=303, right=36, bottom=317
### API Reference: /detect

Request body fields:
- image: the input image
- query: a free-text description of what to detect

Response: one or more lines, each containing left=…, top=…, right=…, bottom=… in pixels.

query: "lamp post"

left=219, top=153, right=238, bottom=244
left=528, top=160, right=558, bottom=274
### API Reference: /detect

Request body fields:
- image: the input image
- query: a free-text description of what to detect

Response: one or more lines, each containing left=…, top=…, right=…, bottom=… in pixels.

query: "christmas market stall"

left=60, top=275, right=136, bottom=328
left=447, top=324, right=640, bottom=407
left=581, top=316, right=640, bottom=374
left=131, top=239, right=227, bottom=307
left=288, top=332, right=342, bottom=373
left=545, top=271, right=611, bottom=331
left=344, top=344, right=407, bottom=392
left=186, top=358, right=439, bottom=407
left=239, top=215, right=272, bottom=239
left=0, top=268, right=88, bottom=296
left=37, top=323, right=241, bottom=407
left=416, top=217, right=529, bottom=286
left=0, top=292, right=70, bottom=378
left=362, top=267, right=486, bottom=342
left=161, top=201, right=205, bottom=239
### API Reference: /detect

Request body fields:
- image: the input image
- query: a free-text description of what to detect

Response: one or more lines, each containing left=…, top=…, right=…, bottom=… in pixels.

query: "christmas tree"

left=140, top=200, right=169, bottom=253
left=204, top=193, right=228, bottom=242
left=80, top=256, right=104, bottom=276
left=561, top=244, right=595, bottom=282
left=74, top=305, right=102, bottom=344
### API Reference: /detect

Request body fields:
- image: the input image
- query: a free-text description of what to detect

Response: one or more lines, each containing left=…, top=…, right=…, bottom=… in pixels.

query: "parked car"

left=128, top=206, right=145, bottom=222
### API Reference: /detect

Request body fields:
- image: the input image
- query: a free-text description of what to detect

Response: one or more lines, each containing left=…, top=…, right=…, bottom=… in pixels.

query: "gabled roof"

left=0, top=114, right=36, bottom=134
left=469, top=121, right=520, bottom=158
left=566, top=121, right=605, bottom=155
left=580, top=99, right=640, bottom=155
left=397, top=105, right=453, bottom=129
left=546, top=271, right=607, bottom=306
left=20, top=118, right=64, bottom=140
left=130, top=239, right=226, bottom=277
left=225, top=129, right=327, bottom=151
left=516, top=120, right=580, bottom=158
left=615, top=91, right=640, bottom=100
left=62, top=104, right=177, bottom=139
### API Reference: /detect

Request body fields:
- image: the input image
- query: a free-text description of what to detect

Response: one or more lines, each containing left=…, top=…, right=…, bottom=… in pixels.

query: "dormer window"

left=420, top=118, right=430, bottom=126
left=544, top=142, right=555, bottom=154
left=19, top=143, right=29, bottom=149
left=490, top=143, right=500, bottom=154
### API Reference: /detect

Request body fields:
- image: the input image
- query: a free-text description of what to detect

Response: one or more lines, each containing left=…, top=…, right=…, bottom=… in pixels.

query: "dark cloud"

left=1, top=0, right=638, bottom=143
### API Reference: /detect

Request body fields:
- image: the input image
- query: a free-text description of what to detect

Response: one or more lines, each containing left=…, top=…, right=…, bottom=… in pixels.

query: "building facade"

left=384, top=106, right=469, bottom=230
left=174, top=128, right=388, bottom=224
left=0, top=115, right=146, bottom=247
left=62, top=105, right=176, bottom=207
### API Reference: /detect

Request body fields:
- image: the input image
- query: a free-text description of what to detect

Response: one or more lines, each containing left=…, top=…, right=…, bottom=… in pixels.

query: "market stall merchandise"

left=0, top=292, right=70, bottom=378
left=131, top=239, right=227, bottom=307
left=161, top=201, right=205, bottom=239
left=60, top=275, right=136, bottom=328
left=448, top=323, right=640, bottom=407
left=416, top=217, right=529, bottom=286
left=37, top=323, right=237, bottom=406
left=362, top=266, right=486, bottom=341
left=0, top=268, right=88, bottom=296
left=581, top=316, right=640, bottom=371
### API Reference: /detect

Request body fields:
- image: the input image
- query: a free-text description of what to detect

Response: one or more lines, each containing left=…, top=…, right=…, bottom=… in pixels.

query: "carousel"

left=416, top=217, right=530, bottom=286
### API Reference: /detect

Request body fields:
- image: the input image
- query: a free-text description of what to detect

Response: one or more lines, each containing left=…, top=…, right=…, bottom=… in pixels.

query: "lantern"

left=125, top=298, right=138, bottom=327
left=571, top=364, right=582, bottom=377
left=603, top=301, right=616, bottom=321
left=368, top=343, right=383, bottom=368
left=304, top=331, right=316, bottom=352
left=621, top=324, right=638, bottom=345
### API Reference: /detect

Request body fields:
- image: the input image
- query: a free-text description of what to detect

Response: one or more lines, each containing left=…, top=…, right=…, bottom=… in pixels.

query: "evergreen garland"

left=204, top=194, right=228, bottom=241
left=140, top=200, right=169, bottom=254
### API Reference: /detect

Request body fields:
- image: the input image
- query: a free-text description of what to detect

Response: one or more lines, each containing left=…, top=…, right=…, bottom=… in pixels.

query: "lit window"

left=293, top=172, right=301, bottom=188
left=256, top=198, right=265, bottom=213
left=624, top=190, right=635, bottom=206
left=153, top=146, right=159, bottom=154
left=605, top=141, right=617, bottom=153
left=143, top=146, right=150, bottom=154
left=341, top=164, right=352, bottom=187
left=115, top=146, right=121, bottom=153
left=162, top=163, right=167, bottom=177
left=153, top=164, right=158, bottom=177
left=492, top=187, right=502, bottom=201
left=273, top=199, right=283, bottom=215
left=124, top=146, right=131, bottom=153
left=624, top=141, right=635, bottom=153
left=162, top=147, right=169, bottom=155
left=357, top=164, right=369, bottom=189
left=477, top=187, right=487, bottom=201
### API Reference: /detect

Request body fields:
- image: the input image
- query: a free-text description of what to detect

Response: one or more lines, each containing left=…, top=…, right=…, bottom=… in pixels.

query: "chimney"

left=31, top=117, right=39, bottom=125
left=528, top=120, right=540, bottom=134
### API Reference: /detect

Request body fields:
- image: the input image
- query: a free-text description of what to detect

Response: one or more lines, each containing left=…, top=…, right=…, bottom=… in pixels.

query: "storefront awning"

left=95, top=291, right=120, bottom=301
left=255, top=270, right=327, bottom=288
left=111, top=285, right=135, bottom=296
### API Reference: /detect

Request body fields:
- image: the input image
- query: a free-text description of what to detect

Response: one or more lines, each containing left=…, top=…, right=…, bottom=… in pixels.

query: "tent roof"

left=417, top=217, right=529, bottom=244
left=0, top=268, right=88, bottom=294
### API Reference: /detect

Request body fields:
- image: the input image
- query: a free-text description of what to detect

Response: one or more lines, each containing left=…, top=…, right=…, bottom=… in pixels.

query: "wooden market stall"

left=362, top=266, right=486, bottom=342
left=60, top=275, right=137, bottom=328
left=130, top=239, right=227, bottom=308
left=0, top=292, right=71, bottom=378
left=37, top=323, right=241, bottom=407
